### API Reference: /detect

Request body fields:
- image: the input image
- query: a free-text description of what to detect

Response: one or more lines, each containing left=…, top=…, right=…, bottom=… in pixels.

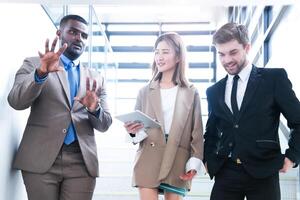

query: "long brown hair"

left=151, top=32, right=189, bottom=87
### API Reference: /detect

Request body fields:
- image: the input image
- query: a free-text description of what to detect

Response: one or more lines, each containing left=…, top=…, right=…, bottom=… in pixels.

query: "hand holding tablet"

left=115, top=110, right=161, bottom=129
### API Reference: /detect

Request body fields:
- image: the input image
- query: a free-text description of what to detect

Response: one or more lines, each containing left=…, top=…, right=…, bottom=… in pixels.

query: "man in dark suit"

left=8, top=15, right=112, bottom=200
left=204, top=22, right=300, bottom=200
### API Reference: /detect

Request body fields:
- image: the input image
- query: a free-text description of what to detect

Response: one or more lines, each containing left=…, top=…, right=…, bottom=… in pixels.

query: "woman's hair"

left=151, top=32, right=189, bottom=87
left=212, top=22, right=249, bottom=47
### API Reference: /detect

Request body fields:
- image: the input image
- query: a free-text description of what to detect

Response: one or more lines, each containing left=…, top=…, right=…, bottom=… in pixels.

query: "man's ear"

left=245, top=43, right=251, bottom=54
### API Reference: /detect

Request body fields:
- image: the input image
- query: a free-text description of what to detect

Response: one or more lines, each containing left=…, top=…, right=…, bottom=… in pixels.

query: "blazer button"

left=228, top=142, right=233, bottom=147
left=234, top=124, right=239, bottom=128
left=62, top=129, right=67, bottom=134
left=150, top=142, right=155, bottom=147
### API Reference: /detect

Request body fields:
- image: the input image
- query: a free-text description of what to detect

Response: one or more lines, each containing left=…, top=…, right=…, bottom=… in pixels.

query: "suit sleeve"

left=190, top=89, right=204, bottom=160
left=274, top=69, right=300, bottom=164
left=88, top=75, right=112, bottom=132
left=7, top=57, right=46, bottom=110
left=203, top=87, right=220, bottom=163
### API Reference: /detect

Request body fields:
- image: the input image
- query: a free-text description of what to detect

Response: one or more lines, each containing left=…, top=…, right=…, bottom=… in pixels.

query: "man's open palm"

left=37, top=37, right=67, bottom=76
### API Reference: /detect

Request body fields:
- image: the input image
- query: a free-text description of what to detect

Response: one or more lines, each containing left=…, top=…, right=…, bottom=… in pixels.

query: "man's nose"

left=75, top=33, right=83, bottom=41
left=222, top=55, right=233, bottom=64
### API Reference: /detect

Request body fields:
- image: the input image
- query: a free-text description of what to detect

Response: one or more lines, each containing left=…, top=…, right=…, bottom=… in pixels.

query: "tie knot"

left=234, top=75, right=239, bottom=81
left=66, top=61, right=75, bottom=70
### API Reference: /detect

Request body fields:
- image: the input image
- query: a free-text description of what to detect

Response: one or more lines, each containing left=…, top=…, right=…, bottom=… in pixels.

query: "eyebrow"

left=217, top=48, right=239, bottom=54
left=155, top=48, right=170, bottom=51
left=69, top=27, right=88, bottom=35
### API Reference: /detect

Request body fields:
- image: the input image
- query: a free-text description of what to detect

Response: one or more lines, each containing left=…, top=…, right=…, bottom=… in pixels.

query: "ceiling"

left=2, top=0, right=296, bottom=5
left=2, top=0, right=297, bottom=24
left=0, top=0, right=299, bottom=6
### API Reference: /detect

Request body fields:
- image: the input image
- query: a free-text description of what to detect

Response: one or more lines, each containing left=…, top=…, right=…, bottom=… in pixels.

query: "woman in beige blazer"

left=124, top=32, right=204, bottom=200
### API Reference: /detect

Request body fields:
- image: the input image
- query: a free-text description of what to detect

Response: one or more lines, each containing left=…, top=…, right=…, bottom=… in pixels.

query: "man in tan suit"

left=7, top=14, right=112, bottom=200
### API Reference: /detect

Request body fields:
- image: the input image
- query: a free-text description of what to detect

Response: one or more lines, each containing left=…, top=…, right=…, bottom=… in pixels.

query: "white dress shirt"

left=225, top=63, right=252, bottom=113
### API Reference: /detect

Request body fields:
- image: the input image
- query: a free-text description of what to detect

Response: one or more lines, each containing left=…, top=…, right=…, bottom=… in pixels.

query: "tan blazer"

left=7, top=57, right=112, bottom=177
left=132, top=80, right=203, bottom=190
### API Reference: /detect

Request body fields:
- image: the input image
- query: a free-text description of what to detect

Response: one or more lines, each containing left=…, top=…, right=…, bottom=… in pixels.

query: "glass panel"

left=114, top=82, right=146, bottom=98
left=114, top=99, right=137, bottom=115
left=110, top=52, right=154, bottom=63
left=187, top=68, right=214, bottom=80
left=109, top=68, right=152, bottom=81
left=107, top=24, right=159, bottom=32
left=110, top=35, right=157, bottom=46
left=162, top=23, right=215, bottom=32
left=187, top=52, right=214, bottom=63
left=68, top=5, right=89, bottom=20
left=182, top=35, right=213, bottom=46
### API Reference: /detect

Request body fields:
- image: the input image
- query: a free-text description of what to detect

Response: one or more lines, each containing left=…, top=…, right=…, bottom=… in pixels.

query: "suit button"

left=62, top=129, right=67, bottom=133
left=234, top=124, right=239, bottom=128
left=150, top=142, right=155, bottom=147
left=228, top=142, right=233, bottom=147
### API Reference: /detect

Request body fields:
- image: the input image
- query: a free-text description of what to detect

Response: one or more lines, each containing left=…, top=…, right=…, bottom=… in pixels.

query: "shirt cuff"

left=34, top=69, right=48, bottom=84
left=125, top=129, right=148, bottom=144
left=185, top=157, right=206, bottom=175
left=86, top=103, right=101, bottom=118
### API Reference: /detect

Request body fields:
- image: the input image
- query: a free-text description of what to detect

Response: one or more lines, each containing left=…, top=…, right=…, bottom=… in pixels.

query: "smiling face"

left=154, top=40, right=179, bottom=74
left=216, top=39, right=250, bottom=75
left=57, top=19, right=88, bottom=60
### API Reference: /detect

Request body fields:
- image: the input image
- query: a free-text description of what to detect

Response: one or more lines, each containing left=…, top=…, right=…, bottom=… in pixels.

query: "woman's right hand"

left=124, top=122, right=144, bottom=135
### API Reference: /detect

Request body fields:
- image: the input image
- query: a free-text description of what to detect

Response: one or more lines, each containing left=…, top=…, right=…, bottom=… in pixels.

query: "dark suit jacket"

left=204, top=66, right=300, bottom=179
left=8, top=57, right=112, bottom=177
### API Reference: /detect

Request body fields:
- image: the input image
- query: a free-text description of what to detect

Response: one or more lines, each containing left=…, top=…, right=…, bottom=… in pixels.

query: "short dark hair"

left=59, top=14, right=88, bottom=28
left=213, top=22, right=249, bottom=47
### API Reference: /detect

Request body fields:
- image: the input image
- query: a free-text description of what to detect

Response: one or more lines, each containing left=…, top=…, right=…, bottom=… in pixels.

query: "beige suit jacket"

left=132, top=80, right=203, bottom=190
left=8, top=57, right=112, bottom=177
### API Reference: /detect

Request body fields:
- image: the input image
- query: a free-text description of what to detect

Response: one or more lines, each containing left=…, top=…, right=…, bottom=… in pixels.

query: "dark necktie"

left=231, top=75, right=239, bottom=116
left=64, top=62, right=78, bottom=145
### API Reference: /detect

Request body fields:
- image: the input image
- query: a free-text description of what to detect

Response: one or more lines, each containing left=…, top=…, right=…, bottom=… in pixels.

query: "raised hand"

left=75, top=77, right=100, bottom=112
left=37, top=37, right=67, bottom=77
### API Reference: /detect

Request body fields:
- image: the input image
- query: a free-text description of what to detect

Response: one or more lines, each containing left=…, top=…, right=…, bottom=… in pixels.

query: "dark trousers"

left=210, top=160, right=280, bottom=200
left=22, top=141, right=96, bottom=200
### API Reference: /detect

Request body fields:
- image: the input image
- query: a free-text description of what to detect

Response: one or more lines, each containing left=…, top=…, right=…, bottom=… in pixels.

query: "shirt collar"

left=228, top=62, right=252, bottom=83
left=60, top=54, right=80, bottom=70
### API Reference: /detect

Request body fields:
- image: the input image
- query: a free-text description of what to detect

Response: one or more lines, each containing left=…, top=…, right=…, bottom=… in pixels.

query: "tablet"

left=115, top=110, right=161, bottom=129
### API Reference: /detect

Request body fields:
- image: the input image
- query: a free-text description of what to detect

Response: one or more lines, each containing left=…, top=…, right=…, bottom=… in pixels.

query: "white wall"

left=0, top=4, right=56, bottom=200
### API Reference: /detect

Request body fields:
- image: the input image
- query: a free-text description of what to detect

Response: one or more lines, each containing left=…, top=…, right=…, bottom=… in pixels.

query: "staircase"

left=92, top=121, right=299, bottom=200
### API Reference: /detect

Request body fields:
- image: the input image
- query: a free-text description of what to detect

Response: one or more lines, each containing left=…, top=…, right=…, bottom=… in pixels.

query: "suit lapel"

left=55, top=60, right=71, bottom=108
left=238, top=66, right=261, bottom=118
left=158, top=85, right=196, bottom=180
left=167, top=86, right=194, bottom=143
left=73, top=66, right=86, bottom=111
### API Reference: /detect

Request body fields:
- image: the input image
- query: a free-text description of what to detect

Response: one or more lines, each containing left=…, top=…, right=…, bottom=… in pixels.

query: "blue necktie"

left=64, top=62, right=78, bottom=145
